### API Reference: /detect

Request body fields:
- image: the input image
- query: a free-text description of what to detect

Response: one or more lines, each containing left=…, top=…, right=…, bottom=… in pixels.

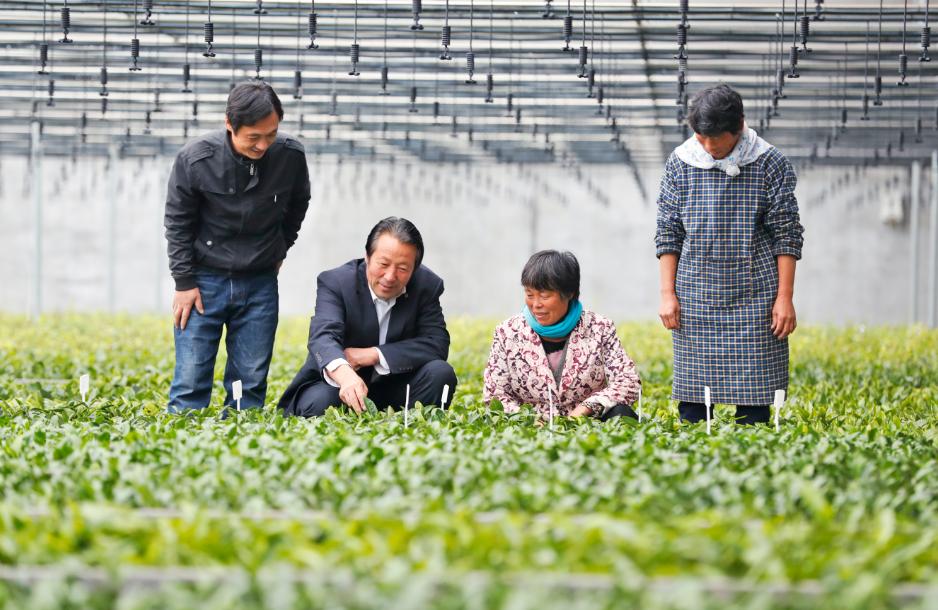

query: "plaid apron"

left=655, top=147, right=804, bottom=405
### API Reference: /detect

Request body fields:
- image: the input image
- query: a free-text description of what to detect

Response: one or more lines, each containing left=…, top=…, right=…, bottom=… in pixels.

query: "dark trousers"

left=678, top=401, right=770, bottom=425
left=292, top=359, right=458, bottom=418
left=168, top=272, right=278, bottom=413
left=600, top=403, right=639, bottom=421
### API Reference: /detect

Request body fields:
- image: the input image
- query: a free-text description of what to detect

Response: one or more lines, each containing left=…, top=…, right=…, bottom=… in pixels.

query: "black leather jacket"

left=164, top=129, right=310, bottom=291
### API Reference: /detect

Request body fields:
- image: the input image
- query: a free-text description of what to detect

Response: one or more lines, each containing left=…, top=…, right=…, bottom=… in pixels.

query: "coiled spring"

left=254, top=49, right=263, bottom=78
left=411, top=0, right=423, bottom=31
left=60, top=7, right=72, bottom=43
left=38, top=43, right=49, bottom=74
left=308, top=12, right=318, bottom=49
left=465, top=52, right=476, bottom=83
left=897, top=53, right=909, bottom=86
left=562, top=15, right=573, bottom=51
left=799, top=15, right=811, bottom=52
left=130, top=38, right=141, bottom=71
left=293, top=70, right=302, bottom=99
left=787, top=45, right=799, bottom=78
left=485, top=73, right=494, bottom=103
left=440, top=25, right=452, bottom=60
left=577, top=45, right=588, bottom=77
left=99, top=66, right=108, bottom=96
left=203, top=22, right=215, bottom=57
left=920, top=27, right=931, bottom=62
left=349, top=43, right=360, bottom=76
left=182, top=63, right=192, bottom=92
left=873, top=75, right=883, bottom=106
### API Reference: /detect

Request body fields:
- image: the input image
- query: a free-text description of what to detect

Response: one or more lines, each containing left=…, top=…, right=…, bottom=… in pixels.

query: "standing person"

left=278, top=217, right=457, bottom=417
left=164, top=81, right=311, bottom=413
left=655, top=83, right=804, bottom=424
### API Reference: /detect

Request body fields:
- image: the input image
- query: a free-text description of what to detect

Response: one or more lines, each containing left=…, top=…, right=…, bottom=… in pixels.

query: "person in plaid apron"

left=655, top=84, right=804, bottom=424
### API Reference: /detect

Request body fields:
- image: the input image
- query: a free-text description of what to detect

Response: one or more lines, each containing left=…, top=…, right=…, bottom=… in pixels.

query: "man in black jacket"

left=165, top=81, right=310, bottom=413
left=279, top=217, right=457, bottom=417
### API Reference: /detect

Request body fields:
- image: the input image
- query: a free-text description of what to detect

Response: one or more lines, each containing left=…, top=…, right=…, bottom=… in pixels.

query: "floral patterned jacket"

left=483, top=310, right=642, bottom=418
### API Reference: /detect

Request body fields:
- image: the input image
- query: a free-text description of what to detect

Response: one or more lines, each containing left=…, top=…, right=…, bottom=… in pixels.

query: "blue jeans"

left=168, top=271, right=279, bottom=413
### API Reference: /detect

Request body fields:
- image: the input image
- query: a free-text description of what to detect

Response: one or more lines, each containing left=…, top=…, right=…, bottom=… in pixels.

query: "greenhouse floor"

left=1, top=316, right=936, bottom=610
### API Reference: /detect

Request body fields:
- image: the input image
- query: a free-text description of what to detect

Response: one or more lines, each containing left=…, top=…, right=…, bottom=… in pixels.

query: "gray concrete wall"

left=1, top=153, right=936, bottom=325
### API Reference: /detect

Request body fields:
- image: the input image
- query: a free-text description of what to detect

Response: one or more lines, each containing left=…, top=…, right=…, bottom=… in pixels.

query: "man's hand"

left=771, top=296, right=797, bottom=339
left=173, top=287, right=204, bottom=330
left=659, top=291, right=681, bottom=330
left=329, top=364, right=368, bottom=414
left=343, top=347, right=380, bottom=371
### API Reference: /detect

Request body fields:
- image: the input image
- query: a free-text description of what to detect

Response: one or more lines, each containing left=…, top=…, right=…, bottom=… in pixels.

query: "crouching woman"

left=483, top=250, right=642, bottom=421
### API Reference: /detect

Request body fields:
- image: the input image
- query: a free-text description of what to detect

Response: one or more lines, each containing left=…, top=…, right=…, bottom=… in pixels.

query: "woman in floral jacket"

left=483, top=250, right=642, bottom=420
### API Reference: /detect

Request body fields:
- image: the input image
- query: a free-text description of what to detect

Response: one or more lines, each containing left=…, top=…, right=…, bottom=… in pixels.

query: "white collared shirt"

left=323, top=285, right=405, bottom=386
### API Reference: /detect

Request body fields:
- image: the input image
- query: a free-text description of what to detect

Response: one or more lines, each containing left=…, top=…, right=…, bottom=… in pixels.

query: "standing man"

left=164, top=81, right=310, bottom=413
left=655, top=83, right=804, bottom=425
left=279, top=217, right=457, bottom=417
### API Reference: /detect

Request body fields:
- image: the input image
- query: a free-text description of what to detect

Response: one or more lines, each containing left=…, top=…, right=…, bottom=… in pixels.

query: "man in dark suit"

left=279, top=217, right=457, bottom=417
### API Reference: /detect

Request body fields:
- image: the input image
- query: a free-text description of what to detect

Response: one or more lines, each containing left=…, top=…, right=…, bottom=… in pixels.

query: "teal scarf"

left=523, top=300, right=583, bottom=339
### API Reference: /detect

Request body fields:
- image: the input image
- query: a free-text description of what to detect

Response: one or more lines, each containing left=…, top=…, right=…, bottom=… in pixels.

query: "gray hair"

left=365, top=217, right=425, bottom=268
left=521, top=250, right=580, bottom=301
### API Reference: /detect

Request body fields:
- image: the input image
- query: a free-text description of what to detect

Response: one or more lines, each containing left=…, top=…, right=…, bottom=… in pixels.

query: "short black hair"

left=226, top=81, right=284, bottom=133
left=521, top=250, right=580, bottom=301
left=365, top=217, right=425, bottom=268
left=687, top=83, right=745, bottom=136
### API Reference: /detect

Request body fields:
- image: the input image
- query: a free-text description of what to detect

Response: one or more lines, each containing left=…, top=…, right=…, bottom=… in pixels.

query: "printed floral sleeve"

left=578, top=320, right=642, bottom=417
left=483, top=325, right=522, bottom=414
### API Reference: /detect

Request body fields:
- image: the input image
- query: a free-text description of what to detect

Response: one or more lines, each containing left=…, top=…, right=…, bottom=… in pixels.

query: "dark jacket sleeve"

left=307, top=271, right=349, bottom=372
left=282, top=144, right=311, bottom=251
left=379, top=276, right=450, bottom=374
left=164, top=152, right=201, bottom=291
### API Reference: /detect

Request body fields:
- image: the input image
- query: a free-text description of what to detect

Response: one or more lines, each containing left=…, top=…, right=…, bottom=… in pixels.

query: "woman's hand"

left=771, top=296, right=797, bottom=339
left=659, top=291, right=681, bottom=330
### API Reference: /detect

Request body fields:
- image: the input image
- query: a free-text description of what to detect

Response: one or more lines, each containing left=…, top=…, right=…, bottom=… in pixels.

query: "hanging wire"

left=874, top=0, right=884, bottom=105
left=862, top=20, right=871, bottom=120
left=915, top=61, right=923, bottom=140
left=410, top=29, right=419, bottom=111
left=100, top=0, right=108, bottom=96
left=485, top=0, right=494, bottom=102
left=380, top=0, right=389, bottom=92
left=229, top=5, right=236, bottom=88
left=898, top=0, right=910, bottom=85
left=440, top=0, right=452, bottom=59
left=182, top=0, right=192, bottom=89
left=130, top=0, right=142, bottom=70
left=254, top=4, right=263, bottom=79
left=586, top=0, right=596, bottom=96
left=921, top=0, right=931, bottom=61
left=774, top=11, right=785, bottom=103
left=787, top=0, right=800, bottom=77
left=466, top=0, right=476, bottom=83
left=203, top=0, right=215, bottom=57
left=577, top=0, right=588, bottom=77
left=38, top=2, right=50, bottom=74
left=349, top=0, right=360, bottom=75
left=293, top=4, right=303, bottom=98
left=308, top=0, right=318, bottom=49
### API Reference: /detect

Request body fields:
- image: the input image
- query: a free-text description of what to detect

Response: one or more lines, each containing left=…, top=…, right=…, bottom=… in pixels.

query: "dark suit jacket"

left=278, top=258, right=450, bottom=414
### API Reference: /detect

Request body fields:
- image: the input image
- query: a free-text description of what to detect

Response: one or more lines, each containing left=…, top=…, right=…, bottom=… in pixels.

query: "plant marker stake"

left=404, top=384, right=410, bottom=428
left=637, top=389, right=643, bottom=423
left=704, top=385, right=711, bottom=435
left=441, top=384, right=449, bottom=408
left=774, top=389, right=786, bottom=432
left=79, top=374, right=89, bottom=402
left=232, top=380, right=243, bottom=412
left=547, top=388, right=555, bottom=432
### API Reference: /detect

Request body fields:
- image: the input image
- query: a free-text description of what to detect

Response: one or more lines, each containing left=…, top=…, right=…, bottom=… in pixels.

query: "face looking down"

left=366, top=233, right=418, bottom=300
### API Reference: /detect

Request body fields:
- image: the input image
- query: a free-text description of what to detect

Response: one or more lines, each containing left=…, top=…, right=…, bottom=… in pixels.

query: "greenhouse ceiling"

left=1, top=0, right=937, bottom=166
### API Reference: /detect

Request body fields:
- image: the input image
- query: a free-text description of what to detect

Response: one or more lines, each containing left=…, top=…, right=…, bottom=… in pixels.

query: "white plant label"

left=79, top=374, right=90, bottom=402
left=441, top=384, right=449, bottom=407
left=404, top=384, right=411, bottom=429
left=704, top=385, right=712, bottom=435
left=232, top=380, right=243, bottom=412
left=774, top=389, right=786, bottom=432
left=637, top=390, right=643, bottom=423
left=547, top=389, right=555, bottom=432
